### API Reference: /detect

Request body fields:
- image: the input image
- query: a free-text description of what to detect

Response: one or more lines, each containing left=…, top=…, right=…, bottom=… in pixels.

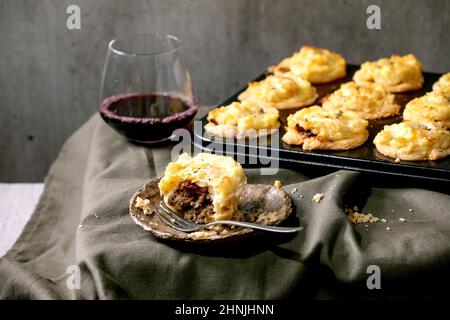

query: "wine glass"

left=99, top=33, right=197, bottom=144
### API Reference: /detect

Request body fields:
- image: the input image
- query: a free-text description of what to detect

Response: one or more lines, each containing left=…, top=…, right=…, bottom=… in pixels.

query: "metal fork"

left=154, top=201, right=302, bottom=233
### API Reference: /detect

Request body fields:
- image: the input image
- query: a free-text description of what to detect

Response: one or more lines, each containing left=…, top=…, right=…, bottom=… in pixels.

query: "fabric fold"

left=1, top=114, right=450, bottom=299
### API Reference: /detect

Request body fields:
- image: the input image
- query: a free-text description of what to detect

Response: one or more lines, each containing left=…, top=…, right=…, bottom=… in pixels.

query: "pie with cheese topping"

left=205, top=100, right=280, bottom=138
left=403, top=92, right=450, bottom=129
left=238, top=75, right=318, bottom=110
left=433, top=72, right=450, bottom=99
left=269, top=46, right=346, bottom=84
left=373, top=122, right=450, bottom=161
left=322, top=81, right=401, bottom=119
left=282, top=106, right=369, bottom=150
left=353, top=54, right=424, bottom=93
left=158, top=153, right=247, bottom=223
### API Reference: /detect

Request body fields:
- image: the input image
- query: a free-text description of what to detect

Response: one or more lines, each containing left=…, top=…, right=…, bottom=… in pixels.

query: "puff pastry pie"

left=238, top=75, right=318, bottom=110
left=282, top=106, right=369, bottom=150
left=403, top=92, right=450, bottom=129
left=269, top=46, right=346, bottom=84
left=374, top=122, right=450, bottom=161
left=353, top=54, right=424, bottom=92
left=322, top=81, right=401, bottom=120
left=205, top=100, right=280, bottom=138
left=433, top=72, right=450, bottom=99
left=159, top=153, right=247, bottom=223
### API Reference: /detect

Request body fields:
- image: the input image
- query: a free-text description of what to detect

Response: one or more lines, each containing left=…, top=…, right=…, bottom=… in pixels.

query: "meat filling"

left=296, top=124, right=316, bottom=137
left=167, top=181, right=215, bottom=224
left=278, top=67, right=290, bottom=73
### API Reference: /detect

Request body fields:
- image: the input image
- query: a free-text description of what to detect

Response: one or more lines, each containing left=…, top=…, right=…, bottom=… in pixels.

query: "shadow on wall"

left=0, top=0, right=449, bottom=181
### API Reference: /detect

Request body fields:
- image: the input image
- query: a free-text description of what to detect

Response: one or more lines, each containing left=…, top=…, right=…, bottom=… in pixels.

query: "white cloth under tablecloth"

left=0, top=183, right=44, bottom=257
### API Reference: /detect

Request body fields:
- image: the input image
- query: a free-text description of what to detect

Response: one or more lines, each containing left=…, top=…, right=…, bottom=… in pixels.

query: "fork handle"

left=205, top=221, right=303, bottom=233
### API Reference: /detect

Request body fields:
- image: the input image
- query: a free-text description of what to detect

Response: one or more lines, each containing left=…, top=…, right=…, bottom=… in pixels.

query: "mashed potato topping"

left=433, top=72, right=450, bottom=99
left=240, top=75, right=317, bottom=104
left=207, top=100, right=279, bottom=131
left=353, top=54, right=423, bottom=91
left=159, top=153, right=246, bottom=221
left=286, top=106, right=368, bottom=141
left=322, top=81, right=399, bottom=119
left=403, top=92, right=450, bottom=129
left=270, top=46, right=346, bottom=83
left=374, top=122, right=450, bottom=159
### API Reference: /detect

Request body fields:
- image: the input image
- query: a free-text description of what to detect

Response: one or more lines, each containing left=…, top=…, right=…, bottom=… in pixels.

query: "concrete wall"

left=1, top=0, right=449, bottom=181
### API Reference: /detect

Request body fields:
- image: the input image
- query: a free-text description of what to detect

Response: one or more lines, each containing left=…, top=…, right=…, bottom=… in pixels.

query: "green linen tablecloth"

left=1, top=115, right=450, bottom=299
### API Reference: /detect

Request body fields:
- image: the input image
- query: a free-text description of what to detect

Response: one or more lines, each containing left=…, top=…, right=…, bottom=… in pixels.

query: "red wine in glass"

left=99, top=34, right=197, bottom=144
left=99, top=93, right=197, bottom=143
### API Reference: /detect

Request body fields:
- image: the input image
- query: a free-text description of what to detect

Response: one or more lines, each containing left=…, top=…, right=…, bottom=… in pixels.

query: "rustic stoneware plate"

left=129, top=179, right=294, bottom=243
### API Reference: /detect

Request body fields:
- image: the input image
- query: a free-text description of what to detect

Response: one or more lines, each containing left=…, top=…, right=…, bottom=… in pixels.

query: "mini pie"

left=373, top=121, right=450, bottom=161
left=282, top=106, right=369, bottom=150
left=353, top=54, right=424, bottom=92
left=403, top=92, right=450, bottom=129
left=322, top=81, right=401, bottom=120
left=237, top=75, right=318, bottom=110
left=269, top=46, right=347, bottom=84
left=158, top=153, right=247, bottom=223
left=205, top=100, right=280, bottom=138
left=433, top=72, right=450, bottom=99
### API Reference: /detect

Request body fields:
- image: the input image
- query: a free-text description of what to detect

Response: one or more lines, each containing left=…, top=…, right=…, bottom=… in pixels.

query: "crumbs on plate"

left=135, top=196, right=152, bottom=214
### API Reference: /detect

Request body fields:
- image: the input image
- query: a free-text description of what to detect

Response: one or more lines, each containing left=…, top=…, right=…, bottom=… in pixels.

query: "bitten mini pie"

left=238, top=75, right=318, bottom=110
left=158, top=153, right=247, bottom=223
left=282, top=106, right=369, bottom=150
left=322, top=81, right=401, bottom=120
left=373, top=122, right=450, bottom=161
left=269, top=46, right=346, bottom=84
left=403, top=92, right=450, bottom=129
left=353, top=54, right=424, bottom=93
left=433, top=72, right=450, bottom=99
left=205, top=100, right=280, bottom=138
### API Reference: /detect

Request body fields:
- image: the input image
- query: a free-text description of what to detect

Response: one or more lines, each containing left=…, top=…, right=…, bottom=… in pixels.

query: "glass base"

left=127, top=133, right=176, bottom=146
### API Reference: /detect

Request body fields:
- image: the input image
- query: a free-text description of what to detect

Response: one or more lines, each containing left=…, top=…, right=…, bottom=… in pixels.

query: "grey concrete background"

left=0, top=0, right=449, bottom=181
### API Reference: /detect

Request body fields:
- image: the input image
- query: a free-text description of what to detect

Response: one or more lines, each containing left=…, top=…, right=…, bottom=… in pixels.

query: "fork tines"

left=155, top=201, right=195, bottom=231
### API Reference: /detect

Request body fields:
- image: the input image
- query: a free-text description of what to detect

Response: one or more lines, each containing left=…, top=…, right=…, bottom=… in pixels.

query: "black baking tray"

left=193, top=65, right=450, bottom=182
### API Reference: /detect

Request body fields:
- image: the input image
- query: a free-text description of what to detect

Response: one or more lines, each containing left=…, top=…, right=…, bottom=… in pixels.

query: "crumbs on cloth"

left=345, top=206, right=380, bottom=224
left=312, top=193, right=324, bottom=203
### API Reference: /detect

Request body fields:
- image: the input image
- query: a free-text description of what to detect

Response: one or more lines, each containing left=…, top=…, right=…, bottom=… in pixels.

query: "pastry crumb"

left=274, top=180, right=282, bottom=189
left=312, top=193, right=324, bottom=203
left=381, top=218, right=387, bottom=223
left=386, top=227, right=391, bottom=231
left=300, top=194, right=304, bottom=198
left=399, top=218, right=406, bottom=222
left=135, top=196, right=151, bottom=211
left=345, top=207, right=381, bottom=224
left=78, top=224, right=84, bottom=229
left=189, top=230, right=218, bottom=239
left=256, top=211, right=279, bottom=225
left=408, top=208, right=413, bottom=212
left=291, top=187, right=297, bottom=194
